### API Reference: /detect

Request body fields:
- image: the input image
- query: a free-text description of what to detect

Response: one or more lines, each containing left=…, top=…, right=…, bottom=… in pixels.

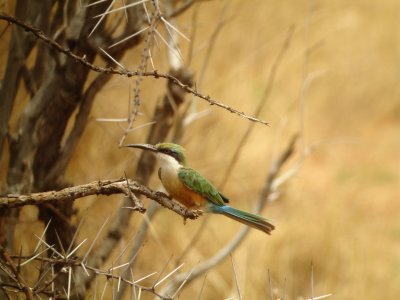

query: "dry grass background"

left=4, top=0, right=400, bottom=299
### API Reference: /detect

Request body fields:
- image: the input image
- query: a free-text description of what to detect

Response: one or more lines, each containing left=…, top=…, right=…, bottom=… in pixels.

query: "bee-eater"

left=125, top=143, right=275, bottom=234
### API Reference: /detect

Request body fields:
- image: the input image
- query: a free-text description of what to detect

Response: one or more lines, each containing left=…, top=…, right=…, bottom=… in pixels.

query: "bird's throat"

left=157, top=153, right=183, bottom=196
left=157, top=153, right=204, bottom=208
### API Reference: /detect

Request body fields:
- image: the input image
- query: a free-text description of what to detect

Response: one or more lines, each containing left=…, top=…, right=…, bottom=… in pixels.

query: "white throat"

left=156, top=152, right=182, bottom=170
left=156, top=153, right=183, bottom=195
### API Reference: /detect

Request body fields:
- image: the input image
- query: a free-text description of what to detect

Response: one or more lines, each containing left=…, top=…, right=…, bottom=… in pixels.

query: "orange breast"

left=159, top=165, right=207, bottom=209
left=169, top=184, right=207, bottom=209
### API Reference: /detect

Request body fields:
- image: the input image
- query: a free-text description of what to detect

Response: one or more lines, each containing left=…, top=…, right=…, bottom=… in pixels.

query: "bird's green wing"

left=178, top=167, right=225, bottom=206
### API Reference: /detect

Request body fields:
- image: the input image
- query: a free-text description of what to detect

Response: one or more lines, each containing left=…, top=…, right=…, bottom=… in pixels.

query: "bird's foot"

left=182, top=209, right=203, bottom=224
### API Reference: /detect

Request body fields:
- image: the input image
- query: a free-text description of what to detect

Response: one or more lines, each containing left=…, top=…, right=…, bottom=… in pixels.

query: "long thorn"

left=34, top=234, right=63, bottom=258
left=172, top=267, right=194, bottom=298
left=67, top=214, right=86, bottom=254
left=34, top=219, right=52, bottom=252
left=161, top=16, right=190, bottom=41
left=99, top=47, right=126, bottom=69
left=305, top=294, right=333, bottom=300
left=89, top=0, right=115, bottom=37
left=133, top=271, right=157, bottom=284
left=154, top=263, right=184, bottom=288
left=20, top=247, right=49, bottom=266
left=85, top=0, right=108, bottom=7
left=67, top=266, right=72, bottom=299
left=108, top=26, right=149, bottom=48
left=67, top=238, right=87, bottom=258
left=83, top=216, right=110, bottom=262
left=93, top=0, right=148, bottom=18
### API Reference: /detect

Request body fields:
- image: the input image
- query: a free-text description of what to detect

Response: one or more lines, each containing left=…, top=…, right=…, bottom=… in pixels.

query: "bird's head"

left=124, top=142, right=187, bottom=165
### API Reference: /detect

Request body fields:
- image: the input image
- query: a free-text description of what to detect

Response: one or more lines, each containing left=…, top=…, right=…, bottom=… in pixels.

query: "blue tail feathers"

left=209, top=205, right=275, bottom=235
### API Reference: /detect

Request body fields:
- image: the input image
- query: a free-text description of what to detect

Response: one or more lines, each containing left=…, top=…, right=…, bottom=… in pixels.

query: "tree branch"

left=0, top=245, right=33, bottom=299
left=0, top=178, right=202, bottom=220
left=0, top=3, right=55, bottom=154
left=0, top=13, right=269, bottom=127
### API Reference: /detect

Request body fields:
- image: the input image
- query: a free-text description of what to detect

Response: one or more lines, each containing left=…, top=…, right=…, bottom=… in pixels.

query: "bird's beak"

left=124, top=143, right=158, bottom=152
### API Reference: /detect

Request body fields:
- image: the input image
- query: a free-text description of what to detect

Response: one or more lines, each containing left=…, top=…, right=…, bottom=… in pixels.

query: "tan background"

left=5, top=0, right=400, bottom=299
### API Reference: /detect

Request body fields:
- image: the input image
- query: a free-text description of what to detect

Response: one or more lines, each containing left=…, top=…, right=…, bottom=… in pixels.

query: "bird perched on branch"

left=125, top=143, right=275, bottom=234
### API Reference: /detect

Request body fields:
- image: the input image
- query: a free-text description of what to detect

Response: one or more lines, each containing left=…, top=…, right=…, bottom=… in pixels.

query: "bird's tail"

left=210, top=205, right=275, bottom=235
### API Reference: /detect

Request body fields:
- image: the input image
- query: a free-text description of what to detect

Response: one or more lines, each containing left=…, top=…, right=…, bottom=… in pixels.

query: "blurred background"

left=1, top=0, right=399, bottom=299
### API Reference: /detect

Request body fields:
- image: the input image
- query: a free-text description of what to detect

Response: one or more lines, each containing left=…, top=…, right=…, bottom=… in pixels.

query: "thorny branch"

left=2, top=247, right=186, bottom=299
left=0, top=178, right=202, bottom=220
left=0, top=5, right=284, bottom=299
left=0, top=13, right=269, bottom=126
left=0, top=246, right=33, bottom=299
left=0, top=251, right=178, bottom=299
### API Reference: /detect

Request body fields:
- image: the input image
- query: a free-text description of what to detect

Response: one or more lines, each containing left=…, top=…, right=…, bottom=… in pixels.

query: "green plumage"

left=178, top=167, right=227, bottom=206
left=125, top=142, right=275, bottom=234
left=156, top=143, right=187, bottom=165
left=178, top=166, right=275, bottom=234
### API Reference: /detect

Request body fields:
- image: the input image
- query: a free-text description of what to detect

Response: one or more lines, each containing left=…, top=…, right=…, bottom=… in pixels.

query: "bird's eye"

left=161, top=149, right=180, bottom=161
left=160, top=149, right=173, bottom=156
left=170, top=152, right=180, bottom=161
left=161, top=149, right=171, bottom=155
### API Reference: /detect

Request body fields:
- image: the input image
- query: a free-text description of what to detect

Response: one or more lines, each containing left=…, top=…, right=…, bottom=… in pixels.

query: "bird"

left=125, top=142, right=275, bottom=234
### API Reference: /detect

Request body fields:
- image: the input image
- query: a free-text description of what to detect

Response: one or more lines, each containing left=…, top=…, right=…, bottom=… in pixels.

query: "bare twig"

left=0, top=2, right=54, bottom=154
left=197, top=274, right=207, bottom=300
left=0, top=178, right=201, bottom=220
left=0, top=246, right=33, bottom=299
left=311, top=262, right=314, bottom=300
left=0, top=13, right=269, bottom=126
left=230, top=255, right=242, bottom=300
left=13, top=253, right=167, bottom=298
left=124, top=174, right=145, bottom=212
left=268, top=269, right=274, bottom=300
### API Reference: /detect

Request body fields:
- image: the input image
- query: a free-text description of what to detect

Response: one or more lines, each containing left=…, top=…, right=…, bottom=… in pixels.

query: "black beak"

left=124, top=143, right=158, bottom=152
